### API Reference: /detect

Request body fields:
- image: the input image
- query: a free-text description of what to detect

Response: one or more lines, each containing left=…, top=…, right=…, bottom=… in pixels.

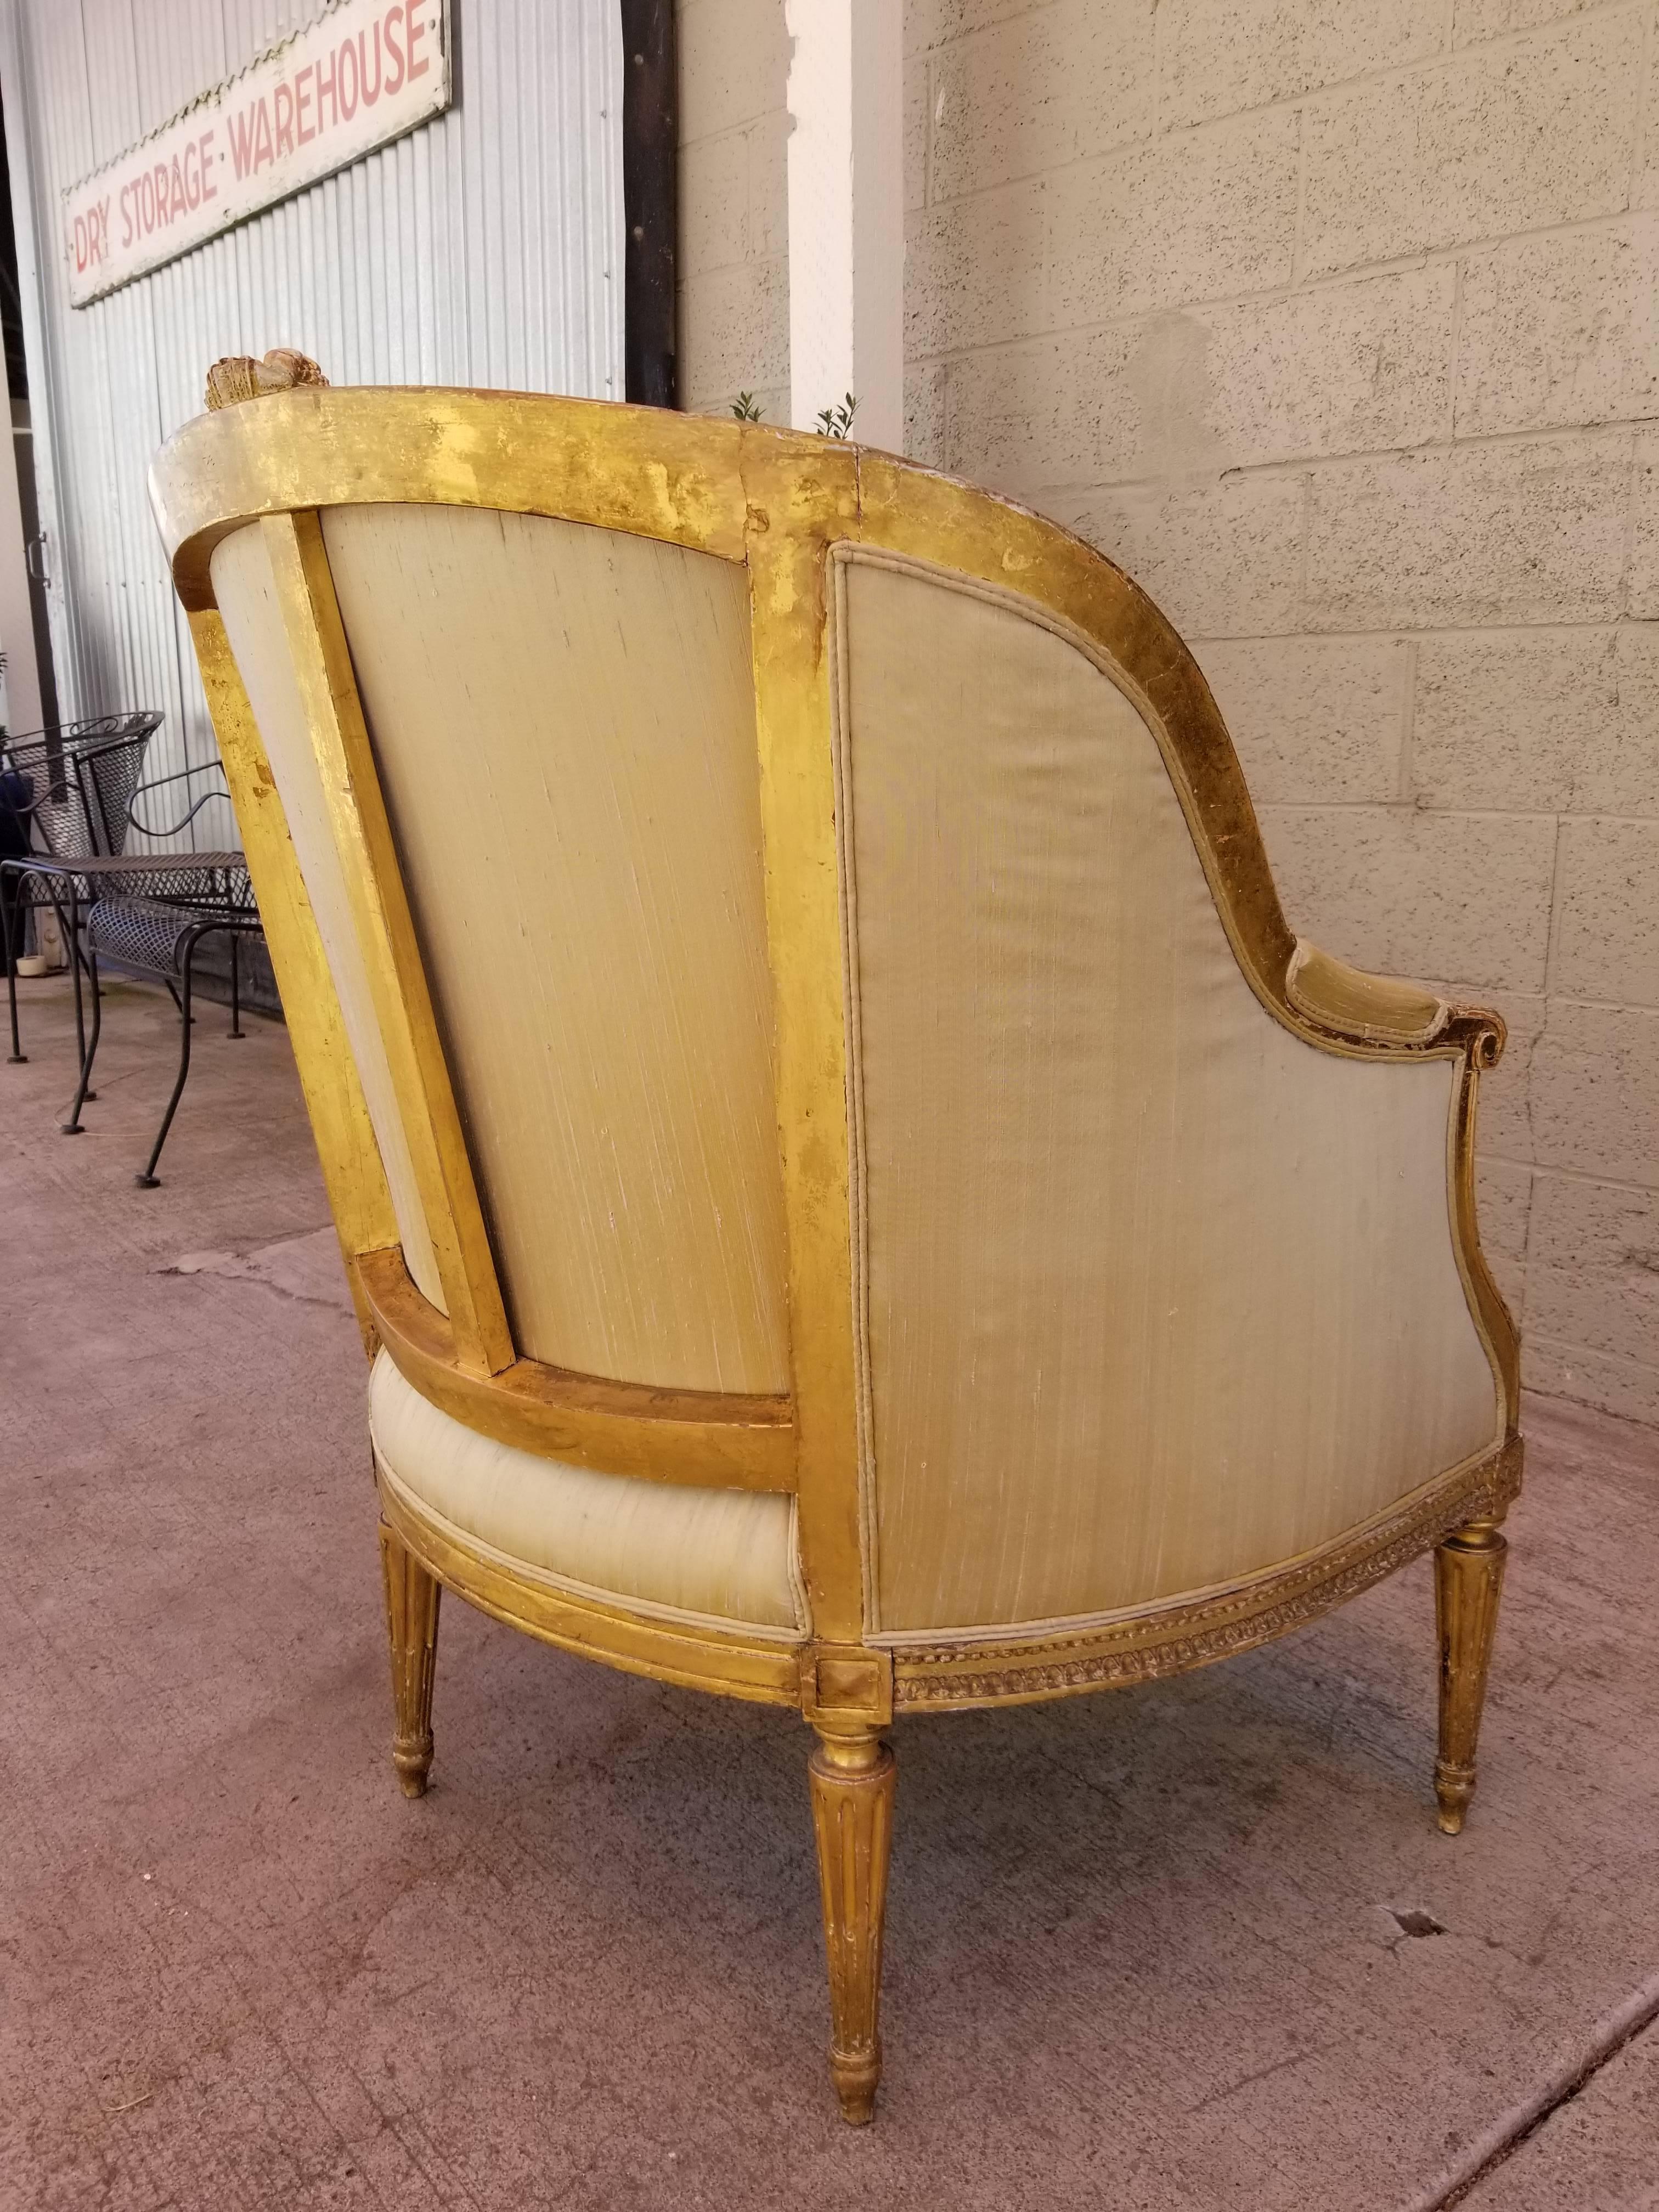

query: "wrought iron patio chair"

left=1, top=710, right=162, bottom=856
left=152, top=354, right=1520, bottom=2124
left=2, top=712, right=266, bottom=1181
left=74, top=868, right=261, bottom=1183
left=1, top=713, right=162, bottom=1062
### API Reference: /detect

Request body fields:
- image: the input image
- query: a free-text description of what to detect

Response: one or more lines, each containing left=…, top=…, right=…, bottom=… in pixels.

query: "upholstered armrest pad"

left=1286, top=940, right=1449, bottom=1046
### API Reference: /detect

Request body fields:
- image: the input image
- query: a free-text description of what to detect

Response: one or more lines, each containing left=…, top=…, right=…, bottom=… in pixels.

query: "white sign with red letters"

left=65, top=0, right=450, bottom=307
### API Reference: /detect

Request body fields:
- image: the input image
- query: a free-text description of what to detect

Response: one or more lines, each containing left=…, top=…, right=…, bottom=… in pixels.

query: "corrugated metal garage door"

left=0, top=0, right=623, bottom=850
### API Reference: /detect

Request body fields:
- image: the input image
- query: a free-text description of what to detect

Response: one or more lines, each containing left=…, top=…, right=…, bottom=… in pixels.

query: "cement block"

left=1531, top=1001, right=1659, bottom=1189
left=1056, top=467, right=1306, bottom=639
left=906, top=181, right=1047, bottom=357
left=1453, top=0, right=1606, bottom=44
left=1550, top=817, right=1659, bottom=1010
left=1525, top=1170, right=1659, bottom=1413
left=1475, top=1155, right=1532, bottom=1324
left=677, top=256, right=789, bottom=411
left=1487, top=1246, right=1528, bottom=1330
left=928, top=1, right=1154, bottom=204
left=680, top=129, right=750, bottom=278
left=906, top=48, right=929, bottom=212
left=1476, top=1150, right=1531, bottom=1248
left=943, top=326, right=1147, bottom=493
left=1456, top=217, right=1659, bottom=437
left=1638, top=25, right=1659, bottom=212
left=748, top=115, right=788, bottom=261
left=1621, top=427, right=1659, bottom=615
left=1255, top=804, right=1558, bottom=994
left=1525, top=1331, right=1659, bottom=1425
left=1300, top=15, right=1641, bottom=280
left=904, top=0, right=1037, bottom=57
left=1196, top=635, right=1409, bottom=805
left=1159, top=0, right=1446, bottom=131
left=1412, top=626, right=1659, bottom=815
left=1304, top=433, right=1632, bottom=630
left=905, top=360, right=950, bottom=467
left=1046, top=109, right=1299, bottom=331
left=1183, top=269, right=1455, bottom=469
left=1434, top=984, right=1547, bottom=1164
left=948, top=269, right=1451, bottom=492
left=676, top=0, right=790, bottom=143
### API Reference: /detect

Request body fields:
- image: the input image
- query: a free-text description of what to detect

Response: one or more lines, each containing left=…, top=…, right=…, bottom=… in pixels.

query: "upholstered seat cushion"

left=368, top=1351, right=807, bottom=1638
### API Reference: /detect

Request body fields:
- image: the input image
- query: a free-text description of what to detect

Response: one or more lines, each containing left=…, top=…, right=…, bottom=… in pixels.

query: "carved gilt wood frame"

left=153, top=387, right=1521, bottom=1733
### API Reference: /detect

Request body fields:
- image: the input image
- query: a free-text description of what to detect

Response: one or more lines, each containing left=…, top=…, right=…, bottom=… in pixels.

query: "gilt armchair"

left=151, top=357, right=1520, bottom=2124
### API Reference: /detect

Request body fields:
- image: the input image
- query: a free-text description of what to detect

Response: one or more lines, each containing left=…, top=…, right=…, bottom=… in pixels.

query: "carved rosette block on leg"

left=380, top=1520, right=441, bottom=1798
left=1434, top=1514, right=1508, bottom=1835
left=809, top=1728, right=896, bottom=2124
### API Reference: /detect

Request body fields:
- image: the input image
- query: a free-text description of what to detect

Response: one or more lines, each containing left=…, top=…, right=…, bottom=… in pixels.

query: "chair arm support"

left=1285, top=939, right=1505, bottom=1065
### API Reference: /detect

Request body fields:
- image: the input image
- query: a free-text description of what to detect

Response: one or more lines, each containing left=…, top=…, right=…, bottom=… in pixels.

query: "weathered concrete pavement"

left=4, top=974, right=1656, bottom=2209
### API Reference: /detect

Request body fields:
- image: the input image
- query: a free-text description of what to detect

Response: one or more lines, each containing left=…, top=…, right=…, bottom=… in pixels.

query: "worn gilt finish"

left=189, top=606, right=395, bottom=1351
left=263, top=508, right=514, bottom=1378
left=380, top=1520, right=442, bottom=1798
left=809, top=1730, right=896, bottom=2126
left=1434, top=1514, right=1510, bottom=1836
left=894, top=1440, right=1521, bottom=1708
left=159, top=367, right=1522, bottom=2121
left=359, top=1246, right=795, bottom=1492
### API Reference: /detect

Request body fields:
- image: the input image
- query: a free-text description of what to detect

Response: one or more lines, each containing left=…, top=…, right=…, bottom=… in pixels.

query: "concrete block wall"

left=675, top=0, right=792, bottom=421
left=679, top=0, right=1659, bottom=1427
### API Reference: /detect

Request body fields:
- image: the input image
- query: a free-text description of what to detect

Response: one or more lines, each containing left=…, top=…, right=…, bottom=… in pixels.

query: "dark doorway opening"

left=620, top=0, right=677, bottom=409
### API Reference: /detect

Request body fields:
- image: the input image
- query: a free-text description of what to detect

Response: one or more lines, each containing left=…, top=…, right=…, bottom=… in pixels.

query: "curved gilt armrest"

left=1286, top=936, right=1519, bottom=1436
left=1286, top=940, right=1506, bottom=1066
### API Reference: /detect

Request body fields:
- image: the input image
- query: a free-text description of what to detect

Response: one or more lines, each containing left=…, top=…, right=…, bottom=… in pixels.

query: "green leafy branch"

left=814, top=392, right=859, bottom=439
left=727, top=391, right=861, bottom=439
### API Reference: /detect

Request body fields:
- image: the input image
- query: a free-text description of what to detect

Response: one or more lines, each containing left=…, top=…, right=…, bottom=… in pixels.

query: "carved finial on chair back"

left=205, top=348, right=329, bottom=411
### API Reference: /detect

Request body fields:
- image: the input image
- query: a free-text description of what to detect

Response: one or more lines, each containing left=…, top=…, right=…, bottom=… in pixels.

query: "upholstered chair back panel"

left=212, top=523, right=447, bottom=1312
left=317, top=503, right=792, bottom=1395
left=837, top=555, right=1503, bottom=1638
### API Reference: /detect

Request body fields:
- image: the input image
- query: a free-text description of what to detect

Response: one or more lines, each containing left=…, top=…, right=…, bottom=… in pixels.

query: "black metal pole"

left=620, top=0, right=677, bottom=409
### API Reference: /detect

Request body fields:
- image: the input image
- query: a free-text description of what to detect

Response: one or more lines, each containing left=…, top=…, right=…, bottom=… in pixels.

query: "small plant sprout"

left=730, top=391, right=765, bottom=421
left=814, top=393, right=859, bottom=440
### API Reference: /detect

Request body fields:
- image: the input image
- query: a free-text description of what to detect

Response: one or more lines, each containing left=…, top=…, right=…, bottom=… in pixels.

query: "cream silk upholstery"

left=212, top=524, right=445, bottom=1311
left=834, top=553, right=1503, bottom=1638
left=211, top=506, right=1502, bottom=1649
left=369, top=1352, right=806, bottom=1636
left=319, top=504, right=791, bottom=1396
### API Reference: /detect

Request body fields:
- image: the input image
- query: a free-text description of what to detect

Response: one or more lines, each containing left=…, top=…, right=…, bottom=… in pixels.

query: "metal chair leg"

left=136, top=934, right=199, bottom=1188
left=65, top=894, right=87, bottom=1068
left=61, top=951, right=103, bottom=1135
left=3, top=873, right=25, bottom=1064
left=228, top=932, right=243, bottom=1037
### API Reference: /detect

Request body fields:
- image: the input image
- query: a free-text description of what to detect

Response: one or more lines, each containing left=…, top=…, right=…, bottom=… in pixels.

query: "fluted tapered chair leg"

left=380, top=1520, right=441, bottom=1798
left=809, top=1728, right=896, bottom=2124
left=1434, top=1514, right=1508, bottom=1835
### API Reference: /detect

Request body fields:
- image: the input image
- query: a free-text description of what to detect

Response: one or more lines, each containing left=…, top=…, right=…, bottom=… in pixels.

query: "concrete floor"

left=3, top=972, right=1657, bottom=2211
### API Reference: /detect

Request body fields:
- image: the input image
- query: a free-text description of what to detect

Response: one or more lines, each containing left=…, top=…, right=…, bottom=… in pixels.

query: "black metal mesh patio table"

left=2, top=849, right=261, bottom=1183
